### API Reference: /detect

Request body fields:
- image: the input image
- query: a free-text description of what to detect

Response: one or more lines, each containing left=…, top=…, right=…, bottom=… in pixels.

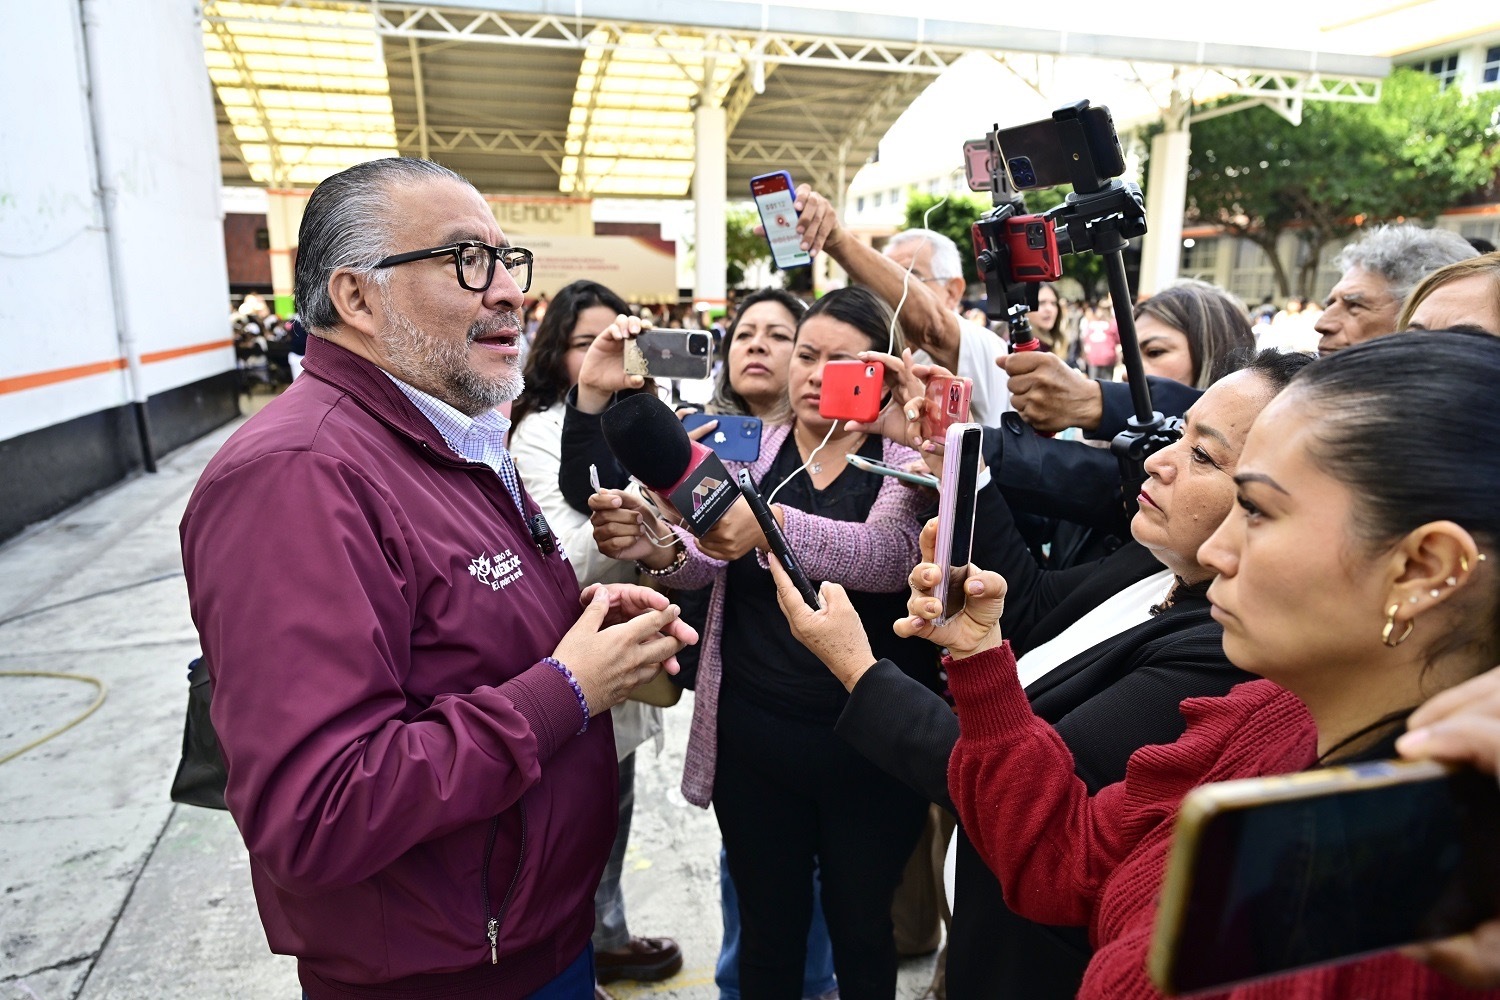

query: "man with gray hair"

left=181, top=157, right=695, bottom=1000
left=1316, top=223, right=1477, bottom=355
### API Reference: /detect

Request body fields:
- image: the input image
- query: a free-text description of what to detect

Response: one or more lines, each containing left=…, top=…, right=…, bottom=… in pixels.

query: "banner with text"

left=526, top=235, right=677, bottom=303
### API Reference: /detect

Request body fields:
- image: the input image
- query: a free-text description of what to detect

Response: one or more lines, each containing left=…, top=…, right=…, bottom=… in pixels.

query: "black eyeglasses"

left=373, top=241, right=533, bottom=293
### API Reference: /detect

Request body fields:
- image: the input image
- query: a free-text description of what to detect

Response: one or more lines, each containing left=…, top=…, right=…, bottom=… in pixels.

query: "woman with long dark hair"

left=508, top=279, right=687, bottom=987
left=588, top=286, right=937, bottom=1000
left=1031, top=282, right=1068, bottom=357
left=1134, top=279, right=1256, bottom=389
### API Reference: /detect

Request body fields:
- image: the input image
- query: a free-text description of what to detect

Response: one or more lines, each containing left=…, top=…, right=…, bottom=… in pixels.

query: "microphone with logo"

left=600, top=394, right=741, bottom=536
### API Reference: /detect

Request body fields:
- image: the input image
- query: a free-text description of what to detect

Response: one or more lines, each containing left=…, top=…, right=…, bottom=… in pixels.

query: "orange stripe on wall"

left=0, top=359, right=125, bottom=394
left=141, top=339, right=234, bottom=365
left=0, top=339, right=235, bottom=396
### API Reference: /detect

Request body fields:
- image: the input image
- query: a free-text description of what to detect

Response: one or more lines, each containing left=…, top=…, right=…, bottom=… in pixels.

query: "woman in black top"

left=590, top=288, right=938, bottom=1000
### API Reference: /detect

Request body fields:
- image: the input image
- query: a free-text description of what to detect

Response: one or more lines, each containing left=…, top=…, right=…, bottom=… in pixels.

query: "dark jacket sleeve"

left=984, top=415, right=1131, bottom=539
left=835, top=659, right=958, bottom=811
left=1046, top=622, right=1248, bottom=790
left=1090, top=378, right=1202, bottom=440
left=558, top=386, right=634, bottom=513
left=971, top=472, right=1126, bottom=654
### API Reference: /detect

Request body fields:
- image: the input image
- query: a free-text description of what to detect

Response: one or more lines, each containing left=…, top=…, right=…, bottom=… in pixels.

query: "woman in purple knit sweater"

left=590, top=287, right=939, bottom=1000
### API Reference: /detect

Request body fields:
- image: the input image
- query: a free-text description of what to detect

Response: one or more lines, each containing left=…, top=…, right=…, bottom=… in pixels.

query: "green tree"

left=1185, top=69, right=1500, bottom=297
left=725, top=205, right=768, bottom=289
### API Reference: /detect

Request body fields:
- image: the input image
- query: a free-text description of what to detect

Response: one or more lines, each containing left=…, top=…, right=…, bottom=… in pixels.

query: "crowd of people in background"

left=188, top=153, right=1500, bottom=1000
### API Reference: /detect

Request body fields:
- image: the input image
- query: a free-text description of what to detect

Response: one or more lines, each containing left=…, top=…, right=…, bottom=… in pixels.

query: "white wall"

left=0, top=0, right=230, bottom=443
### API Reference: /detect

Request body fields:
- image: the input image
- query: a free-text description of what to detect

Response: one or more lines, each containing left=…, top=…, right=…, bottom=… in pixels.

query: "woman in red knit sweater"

left=769, top=330, right=1500, bottom=999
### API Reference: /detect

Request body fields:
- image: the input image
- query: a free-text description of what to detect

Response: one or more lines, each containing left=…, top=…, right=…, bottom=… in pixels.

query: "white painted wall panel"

left=0, top=0, right=230, bottom=443
left=0, top=2, right=124, bottom=423
left=88, top=0, right=231, bottom=374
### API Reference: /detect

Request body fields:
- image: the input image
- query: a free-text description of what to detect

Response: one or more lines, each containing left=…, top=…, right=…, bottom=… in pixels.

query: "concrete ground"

left=0, top=398, right=938, bottom=1000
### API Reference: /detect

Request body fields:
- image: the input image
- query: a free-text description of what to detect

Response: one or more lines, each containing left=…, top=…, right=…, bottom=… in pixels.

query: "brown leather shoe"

left=594, top=936, right=684, bottom=984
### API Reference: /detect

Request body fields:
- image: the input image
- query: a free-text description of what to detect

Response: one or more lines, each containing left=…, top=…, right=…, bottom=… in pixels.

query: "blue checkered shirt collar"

left=385, top=373, right=523, bottom=513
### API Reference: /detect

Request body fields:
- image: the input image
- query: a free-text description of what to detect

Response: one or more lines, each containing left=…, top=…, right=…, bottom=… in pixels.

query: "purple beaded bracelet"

left=542, top=657, right=589, bottom=734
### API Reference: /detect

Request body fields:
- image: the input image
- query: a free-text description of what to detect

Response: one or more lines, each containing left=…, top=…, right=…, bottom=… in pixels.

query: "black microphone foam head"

left=600, top=393, right=693, bottom=491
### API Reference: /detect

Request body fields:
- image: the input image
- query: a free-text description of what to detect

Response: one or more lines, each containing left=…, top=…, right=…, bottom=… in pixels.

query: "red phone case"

left=819, top=360, right=885, bottom=424
left=1004, top=215, right=1062, bottom=281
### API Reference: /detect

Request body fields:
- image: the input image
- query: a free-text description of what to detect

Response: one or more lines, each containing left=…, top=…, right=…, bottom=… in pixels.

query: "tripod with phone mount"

left=975, top=100, right=1182, bottom=516
left=970, top=154, right=1044, bottom=351
left=973, top=204, right=1042, bottom=350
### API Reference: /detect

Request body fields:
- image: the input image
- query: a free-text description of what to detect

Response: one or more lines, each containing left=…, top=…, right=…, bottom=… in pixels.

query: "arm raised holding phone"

left=757, top=183, right=966, bottom=373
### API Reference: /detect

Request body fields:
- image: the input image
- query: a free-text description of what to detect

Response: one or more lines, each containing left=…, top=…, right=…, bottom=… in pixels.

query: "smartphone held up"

left=683, top=413, right=762, bottom=463
left=750, top=171, right=812, bottom=270
left=933, top=423, right=983, bottom=625
left=623, top=329, right=714, bottom=381
left=1149, top=758, right=1500, bottom=996
left=818, top=360, right=885, bottom=424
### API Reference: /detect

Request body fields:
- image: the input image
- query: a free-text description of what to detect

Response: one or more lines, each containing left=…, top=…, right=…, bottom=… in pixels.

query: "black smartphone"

left=933, top=423, right=982, bottom=625
left=992, top=104, right=1124, bottom=190
left=1149, top=759, right=1500, bottom=996
left=735, top=469, right=820, bottom=609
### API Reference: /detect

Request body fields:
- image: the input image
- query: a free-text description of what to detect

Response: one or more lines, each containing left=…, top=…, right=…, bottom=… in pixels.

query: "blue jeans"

left=529, top=943, right=593, bottom=1000
left=302, top=945, right=594, bottom=1000
left=716, top=847, right=837, bottom=1000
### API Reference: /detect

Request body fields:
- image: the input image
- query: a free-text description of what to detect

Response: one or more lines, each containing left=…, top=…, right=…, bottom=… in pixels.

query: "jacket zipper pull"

left=488, top=916, right=499, bottom=965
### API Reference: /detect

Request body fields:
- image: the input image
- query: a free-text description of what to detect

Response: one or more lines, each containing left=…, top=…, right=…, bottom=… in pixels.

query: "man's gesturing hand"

left=552, top=584, right=699, bottom=715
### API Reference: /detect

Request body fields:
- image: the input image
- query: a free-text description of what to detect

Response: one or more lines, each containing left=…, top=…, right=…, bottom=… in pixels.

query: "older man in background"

left=1316, top=223, right=1477, bottom=355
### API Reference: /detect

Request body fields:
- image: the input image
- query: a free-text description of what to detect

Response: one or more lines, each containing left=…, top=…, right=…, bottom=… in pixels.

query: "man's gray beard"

left=379, top=305, right=524, bottom=416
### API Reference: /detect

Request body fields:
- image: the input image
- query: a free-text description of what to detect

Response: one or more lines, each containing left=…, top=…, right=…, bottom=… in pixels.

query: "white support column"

left=693, top=95, right=727, bottom=309
left=265, top=190, right=307, bottom=317
left=1137, top=93, right=1191, bottom=297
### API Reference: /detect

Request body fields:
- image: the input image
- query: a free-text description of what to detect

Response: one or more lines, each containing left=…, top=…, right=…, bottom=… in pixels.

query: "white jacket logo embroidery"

left=468, top=548, right=523, bottom=591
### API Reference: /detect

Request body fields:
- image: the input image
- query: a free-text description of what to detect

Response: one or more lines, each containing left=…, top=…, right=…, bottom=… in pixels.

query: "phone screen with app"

left=750, top=172, right=812, bottom=270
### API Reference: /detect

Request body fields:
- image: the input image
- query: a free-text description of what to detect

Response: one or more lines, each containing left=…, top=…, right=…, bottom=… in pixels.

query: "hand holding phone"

left=750, top=171, right=812, bottom=270
left=683, top=413, right=762, bottom=462
left=736, top=470, right=820, bottom=609
left=576, top=312, right=651, bottom=414
left=819, top=360, right=885, bottom=424
left=933, top=423, right=983, bottom=626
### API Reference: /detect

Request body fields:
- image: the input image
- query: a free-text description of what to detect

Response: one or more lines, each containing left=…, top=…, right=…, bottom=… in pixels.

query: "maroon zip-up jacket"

left=181, top=336, right=615, bottom=998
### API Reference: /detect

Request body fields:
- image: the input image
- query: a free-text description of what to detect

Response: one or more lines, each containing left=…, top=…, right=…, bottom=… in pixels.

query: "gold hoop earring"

left=1461, top=554, right=1470, bottom=573
left=1382, top=603, right=1414, bottom=648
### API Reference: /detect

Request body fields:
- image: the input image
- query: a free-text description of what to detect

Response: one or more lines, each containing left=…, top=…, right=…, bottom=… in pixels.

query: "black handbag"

left=169, top=657, right=228, bottom=809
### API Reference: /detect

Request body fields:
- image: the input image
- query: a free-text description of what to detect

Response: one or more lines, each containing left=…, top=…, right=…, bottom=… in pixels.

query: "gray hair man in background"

left=1316, top=224, right=1478, bottom=355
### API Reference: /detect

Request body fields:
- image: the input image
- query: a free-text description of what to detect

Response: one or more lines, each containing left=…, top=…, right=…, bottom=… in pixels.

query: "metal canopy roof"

left=204, top=0, right=1393, bottom=196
